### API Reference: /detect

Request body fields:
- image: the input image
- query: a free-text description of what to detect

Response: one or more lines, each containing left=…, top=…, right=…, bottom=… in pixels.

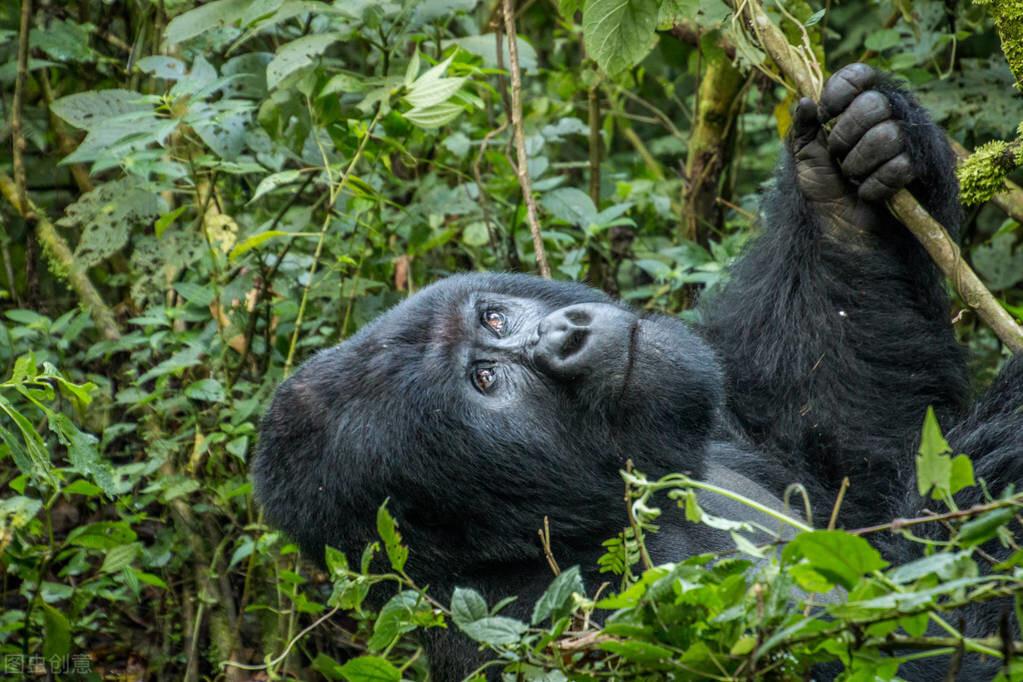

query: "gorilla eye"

left=472, top=366, right=498, bottom=393
left=481, top=309, right=506, bottom=334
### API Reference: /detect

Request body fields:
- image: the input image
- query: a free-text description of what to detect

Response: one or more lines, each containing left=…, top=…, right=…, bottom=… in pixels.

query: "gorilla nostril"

left=559, top=328, right=587, bottom=358
left=564, top=309, right=592, bottom=325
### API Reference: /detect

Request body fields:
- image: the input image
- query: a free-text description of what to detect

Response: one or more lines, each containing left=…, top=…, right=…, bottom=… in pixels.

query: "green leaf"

left=57, top=178, right=164, bottom=269
left=50, top=89, right=147, bottom=130
left=864, top=28, right=902, bottom=52
left=532, top=565, right=583, bottom=624
left=949, top=454, right=976, bottom=495
left=782, top=530, right=888, bottom=590
left=404, top=101, right=464, bottom=128
left=915, top=407, right=953, bottom=499
left=249, top=169, right=305, bottom=204
left=447, top=34, right=538, bottom=71
left=583, top=0, right=659, bottom=75
left=376, top=503, right=408, bottom=571
left=457, top=614, right=528, bottom=645
left=451, top=587, right=489, bottom=624
left=185, top=378, right=226, bottom=403
left=174, top=282, right=215, bottom=307
left=337, top=655, right=400, bottom=682
left=267, top=33, right=348, bottom=89
left=154, top=205, right=188, bottom=239
left=541, top=187, right=598, bottom=226
left=165, top=0, right=251, bottom=44
left=101, top=543, right=139, bottom=574
left=959, top=507, right=1015, bottom=548
left=405, top=55, right=466, bottom=108
left=367, top=590, right=426, bottom=652
left=41, top=604, right=71, bottom=659
left=230, top=230, right=293, bottom=261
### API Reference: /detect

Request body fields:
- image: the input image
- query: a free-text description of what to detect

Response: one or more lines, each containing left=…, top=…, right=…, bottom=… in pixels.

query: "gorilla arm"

left=700, top=65, right=969, bottom=527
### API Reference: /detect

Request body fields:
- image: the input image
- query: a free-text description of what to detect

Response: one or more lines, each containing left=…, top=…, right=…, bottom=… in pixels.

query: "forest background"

left=3, top=0, right=1023, bottom=680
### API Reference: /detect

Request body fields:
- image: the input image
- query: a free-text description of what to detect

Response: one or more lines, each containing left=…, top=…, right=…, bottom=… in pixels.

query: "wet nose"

left=532, top=303, right=634, bottom=379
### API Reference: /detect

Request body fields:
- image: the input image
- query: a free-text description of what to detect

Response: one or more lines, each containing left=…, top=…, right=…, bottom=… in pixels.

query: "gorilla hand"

left=790, top=63, right=917, bottom=238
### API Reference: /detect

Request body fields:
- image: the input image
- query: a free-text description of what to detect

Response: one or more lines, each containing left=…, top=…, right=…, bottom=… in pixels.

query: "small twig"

left=284, top=109, right=383, bottom=376
left=222, top=607, right=340, bottom=672
left=827, top=477, right=850, bottom=530
left=501, top=0, right=550, bottom=278
left=538, top=516, right=561, bottom=576
left=624, top=460, right=655, bottom=571
left=849, top=495, right=1023, bottom=537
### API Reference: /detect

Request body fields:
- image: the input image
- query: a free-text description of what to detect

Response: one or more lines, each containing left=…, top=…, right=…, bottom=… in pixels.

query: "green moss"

left=957, top=139, right=1022, bottom=206
left=976, top=0, right=1023, bottom=87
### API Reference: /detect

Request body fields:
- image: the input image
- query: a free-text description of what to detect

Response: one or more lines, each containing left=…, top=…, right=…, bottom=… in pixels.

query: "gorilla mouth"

left=618, top=319, right=642, bottom=403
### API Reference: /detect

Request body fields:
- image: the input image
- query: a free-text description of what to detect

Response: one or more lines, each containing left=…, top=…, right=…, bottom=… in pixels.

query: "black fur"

left=252, top=65, right=1023, bottom=679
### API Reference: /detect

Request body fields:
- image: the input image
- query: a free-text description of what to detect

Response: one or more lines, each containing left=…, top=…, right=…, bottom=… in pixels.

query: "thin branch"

left=283, top=110, right=383, bottom=376
left=849, top=495, right=1023, bottom=537
left=726, top=0, right=1023, bottom=352
left=501, top=0, right=550, bottom=278
left=12, top=0, right=33, bottom=222
left=0, top=174, right=122, bottom=341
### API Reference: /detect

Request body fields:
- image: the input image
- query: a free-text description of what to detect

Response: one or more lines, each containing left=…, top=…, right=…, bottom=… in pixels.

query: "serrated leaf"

left=916, top=407, right=953, bottom=499
left=376, top=503, right=408, bottom=571
left=583, top=0, right=659, bottom=75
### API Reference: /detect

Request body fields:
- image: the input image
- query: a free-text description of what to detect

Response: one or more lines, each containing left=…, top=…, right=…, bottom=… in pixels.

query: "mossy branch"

left=0, top=174, right=122, bottom=341
left=974, top=0, right=1023, bottom=87
left=727, top=0, right=1023, bottom=352
left=956, top=136, right=1023, bottom=207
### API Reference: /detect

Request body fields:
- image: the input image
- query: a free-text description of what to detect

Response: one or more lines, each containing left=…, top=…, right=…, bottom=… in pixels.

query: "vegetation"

left=1, top=0, right=1023, bottom=679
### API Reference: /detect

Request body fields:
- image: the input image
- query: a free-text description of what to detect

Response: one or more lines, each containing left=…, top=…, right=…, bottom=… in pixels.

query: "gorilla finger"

left=818, top=63, right=879, bottom=123
left=858, top=153, right=914, bottom=202
left=840, top=120, right=902, bottom=180
left=791, top=97, right=822, bottom=151
left=827, top=91, right=892, bottom=158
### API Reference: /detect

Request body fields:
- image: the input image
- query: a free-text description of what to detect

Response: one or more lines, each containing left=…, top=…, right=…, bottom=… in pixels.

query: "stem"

left=656, top=474, right=813, bottom=533
left=502, top=0, right=550, bottom=278
left=283, top=110, right=383, bottom=376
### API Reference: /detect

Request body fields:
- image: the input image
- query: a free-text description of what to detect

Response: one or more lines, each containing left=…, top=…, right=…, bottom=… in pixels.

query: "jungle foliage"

left=2, top=0, right=1023, bottom=680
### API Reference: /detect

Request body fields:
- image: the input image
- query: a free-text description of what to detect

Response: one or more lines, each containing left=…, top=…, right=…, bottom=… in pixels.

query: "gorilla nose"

left=532, top=303, right=636, bottom=380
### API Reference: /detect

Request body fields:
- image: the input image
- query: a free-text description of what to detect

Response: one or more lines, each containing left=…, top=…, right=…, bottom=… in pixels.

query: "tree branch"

left=0, top=174, right=122, bottom=341
left=727, top=0, right=1023, bottom=352
left=502, top=0, right=550, bottom=278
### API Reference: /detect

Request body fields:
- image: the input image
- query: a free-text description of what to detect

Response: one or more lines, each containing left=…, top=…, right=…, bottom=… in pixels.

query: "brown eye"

left=482, top=309, right=506, bottom=334
left=472, top=366, right=498, bottom=392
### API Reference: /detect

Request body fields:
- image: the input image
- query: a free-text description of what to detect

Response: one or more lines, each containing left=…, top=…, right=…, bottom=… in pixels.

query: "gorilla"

left=252, top=64, right=1023, bottom=679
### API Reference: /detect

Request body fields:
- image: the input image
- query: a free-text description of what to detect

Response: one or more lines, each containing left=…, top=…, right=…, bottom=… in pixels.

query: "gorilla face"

left=253, top=273, right=724, bottom=582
